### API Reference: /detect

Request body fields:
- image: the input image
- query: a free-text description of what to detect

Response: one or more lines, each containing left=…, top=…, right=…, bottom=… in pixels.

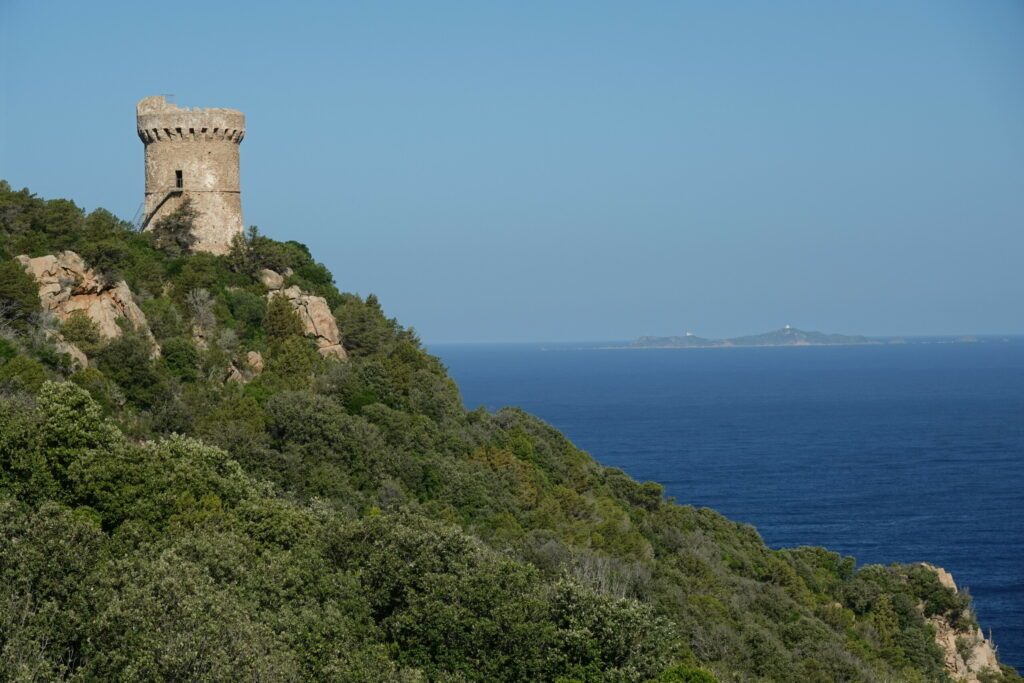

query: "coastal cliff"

left=923, top=564, right=1002, bottom=682
left=0, top=180, right=1019, bottom=681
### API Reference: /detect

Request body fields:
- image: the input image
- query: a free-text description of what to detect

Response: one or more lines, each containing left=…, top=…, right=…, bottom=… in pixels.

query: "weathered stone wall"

left=137, top=96, right=245, bottom=254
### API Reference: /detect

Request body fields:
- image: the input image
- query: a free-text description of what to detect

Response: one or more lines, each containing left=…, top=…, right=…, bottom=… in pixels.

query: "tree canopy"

left=0, top=180, right=1019, bottom=682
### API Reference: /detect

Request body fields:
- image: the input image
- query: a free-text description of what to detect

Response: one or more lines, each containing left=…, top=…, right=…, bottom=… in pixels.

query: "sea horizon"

left=428, top=333, right=1024, bottom=346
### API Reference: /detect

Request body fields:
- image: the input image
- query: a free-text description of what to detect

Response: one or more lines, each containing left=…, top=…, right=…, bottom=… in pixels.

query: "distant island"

left=630, top=326, right=880, bottom=348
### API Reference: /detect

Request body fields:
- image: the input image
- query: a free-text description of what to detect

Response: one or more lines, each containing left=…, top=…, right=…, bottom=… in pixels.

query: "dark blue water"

left=431, top=341, right=1024, bottom=669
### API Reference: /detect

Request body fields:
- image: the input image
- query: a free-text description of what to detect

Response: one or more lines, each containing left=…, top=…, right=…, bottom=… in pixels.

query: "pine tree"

left=263, top=294, right=303, bottom=341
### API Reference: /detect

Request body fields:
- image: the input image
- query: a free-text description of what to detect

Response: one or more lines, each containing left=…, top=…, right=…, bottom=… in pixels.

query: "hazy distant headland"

left=630, top=326, right=920, bottom=348
left=624, top=327, right=1020, bottom=349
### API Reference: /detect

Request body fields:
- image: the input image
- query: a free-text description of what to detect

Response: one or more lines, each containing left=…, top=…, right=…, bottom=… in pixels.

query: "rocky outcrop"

left=259, top=268, right=285, bottom=291
left=259, top=267, right=293, bottom=292
left=268, top=286, right=347, bottom=361
left=224, top=351, right=264, bottom=385
left=246, top=350, right=264, bottom=374
left=191, top=325, right=210, bottom=351
left=51, top=334, right=88, bottom=369
left=920, top=563, right=1001, bottom=682
left=224, top=365, right=245, bottom=384
left=17, top=251, right=158, bottom=357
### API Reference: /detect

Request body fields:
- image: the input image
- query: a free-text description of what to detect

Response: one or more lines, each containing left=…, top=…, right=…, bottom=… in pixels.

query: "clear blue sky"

left=2, top=1, right=1022, bottom=342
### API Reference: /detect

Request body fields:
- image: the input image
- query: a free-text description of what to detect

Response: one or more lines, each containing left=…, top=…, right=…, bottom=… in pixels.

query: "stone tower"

left=136, top=96, right=245, bottom=254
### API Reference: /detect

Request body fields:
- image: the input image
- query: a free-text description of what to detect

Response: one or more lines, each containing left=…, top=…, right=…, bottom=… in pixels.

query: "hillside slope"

left=0, top=180, right=1018, bottom=682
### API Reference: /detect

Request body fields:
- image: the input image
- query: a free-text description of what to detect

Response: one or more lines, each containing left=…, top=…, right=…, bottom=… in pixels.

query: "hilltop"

left=0, top=180, right=1019, bottom=682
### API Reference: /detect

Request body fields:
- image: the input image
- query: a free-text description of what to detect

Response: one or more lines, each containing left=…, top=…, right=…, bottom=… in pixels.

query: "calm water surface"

left=431, top=341, right=1024, bottom=669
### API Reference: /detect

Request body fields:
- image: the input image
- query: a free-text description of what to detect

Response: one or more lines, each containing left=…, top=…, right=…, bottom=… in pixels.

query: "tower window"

left=175, top=170, right=183, bottom=188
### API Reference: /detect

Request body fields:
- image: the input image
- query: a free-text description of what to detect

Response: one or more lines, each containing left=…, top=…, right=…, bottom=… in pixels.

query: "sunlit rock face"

left=268, top=285, right=347, bottom=361
left=920, top=563, right=1000, bottom=682
left=17, top=251, right=158, bottom=359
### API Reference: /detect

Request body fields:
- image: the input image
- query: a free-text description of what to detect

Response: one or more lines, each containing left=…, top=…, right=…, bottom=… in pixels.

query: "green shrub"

left=333, top=293, right=399, bottom=356
left=78, top=238, right=130, bottom=285
left=60, top=311, right=106, bottom=356
left=95, top=329, right=167, bottom=408
left=262, top=336, right=318, bottom=390
left=141, top=297, right=187, bottom=341
left=651, top=664, right=719, bottom=683
left=0, top=336, right=17, bottom=360
left=0, top=258, right=39, bottom=329
left=224, top=289, right=266, bottom=339
left=171, top=253, right=248, bottom=304
left=150, top=199, right=198, bottom=256
left=69, top=366, right=118, bottom=413
left=250, top=233, right=314, bottom=273
left=160, top=337, right=200, bottom=382
left=0, top=353, right=47, bottom=391
left=263, top=294, right=303, bottom=341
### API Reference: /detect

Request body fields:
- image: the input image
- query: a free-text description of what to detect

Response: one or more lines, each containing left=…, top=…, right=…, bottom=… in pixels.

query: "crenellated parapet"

left=137, top=96, right=245, bottom=144
left=137, top=127, right=244, bottom=144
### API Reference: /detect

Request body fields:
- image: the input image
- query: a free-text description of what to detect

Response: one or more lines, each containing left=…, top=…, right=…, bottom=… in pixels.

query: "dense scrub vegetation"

left=1, top=180, right=1020, bottom=682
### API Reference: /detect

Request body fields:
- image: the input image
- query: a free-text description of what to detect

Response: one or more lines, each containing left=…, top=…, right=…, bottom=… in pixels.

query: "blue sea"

left=431, top=340, right=1024, bottom=670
